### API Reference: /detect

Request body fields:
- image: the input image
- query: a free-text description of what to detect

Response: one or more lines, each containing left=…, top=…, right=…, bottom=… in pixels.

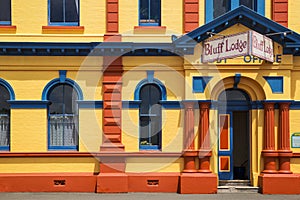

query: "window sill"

left=42, top=26, right=84, bottom=34
left=0, top=25, right=17, bottom=33
left=134, top=26, right=166, bottom=34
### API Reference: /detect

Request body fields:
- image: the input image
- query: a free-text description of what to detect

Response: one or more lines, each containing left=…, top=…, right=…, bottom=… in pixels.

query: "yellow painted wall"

left=161, top=0, right=183, bottom=34
left=11, top=109, right=47, bottom=152
left=0, top=158, right=99, bottom=173
left=289, top=1, right=300, bottom=33
left=290, top=110, right=300, bottom=153
left=126, top=158, right=183, bottom=173
left=5, top=0, right=105, bottom=42
left=79, top=109, right=102, bottom=152
left=122, top=109, right=139, bottom=152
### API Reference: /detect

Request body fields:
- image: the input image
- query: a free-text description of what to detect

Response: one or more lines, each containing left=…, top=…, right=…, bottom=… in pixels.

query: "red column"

left=105, top=0, right=121, bottom=41
left=272, top=0, right=288, bottom=27
left=182, top=101, right=197, bottom=172
left=278, top=102, right=293, bottom=174
left=101, top=56, right=124, bottom=152
left=184, top=0, right=199, bottom=33
left=198, top=102, right=211, bottom=173
left=262, top=102, right=277, bottom=174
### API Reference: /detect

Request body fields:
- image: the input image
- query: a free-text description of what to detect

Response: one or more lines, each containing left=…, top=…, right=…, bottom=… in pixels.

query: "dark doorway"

left=233, top=111, right=249, bottom=180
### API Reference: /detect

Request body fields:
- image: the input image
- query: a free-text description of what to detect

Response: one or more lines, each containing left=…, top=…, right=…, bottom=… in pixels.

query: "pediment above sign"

left=174, top=6, right=300, bottom=57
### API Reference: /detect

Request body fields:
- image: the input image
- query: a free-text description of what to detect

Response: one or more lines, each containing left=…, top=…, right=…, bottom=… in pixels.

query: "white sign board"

left=202, top=32, right=249, bottom=63
left=250, top=31, right=274, bottom=62
left=202, top=31, right=274, bottom=63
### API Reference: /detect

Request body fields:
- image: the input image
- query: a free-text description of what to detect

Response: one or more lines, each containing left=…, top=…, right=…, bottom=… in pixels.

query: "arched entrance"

left=218, top=89, right=251, bottom=180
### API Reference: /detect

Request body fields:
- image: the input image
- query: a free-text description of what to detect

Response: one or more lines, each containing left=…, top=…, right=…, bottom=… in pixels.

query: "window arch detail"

left=0, top=78, right=14, bottom=151
left=134, top=78, right=166, bottom=101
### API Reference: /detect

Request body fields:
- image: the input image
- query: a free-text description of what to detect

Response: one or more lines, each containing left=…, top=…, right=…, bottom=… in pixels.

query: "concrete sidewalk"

left=0, top=193, right=299, bottom=200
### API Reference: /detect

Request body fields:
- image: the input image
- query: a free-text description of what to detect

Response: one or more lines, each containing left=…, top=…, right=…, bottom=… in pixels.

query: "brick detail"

left=272, top=0, right=288, bottom=27
left=184, top=0, right=199, bottom=33
left=106, top=0, right=119, bottom=33
left=101, top=56, right=124, bottom=151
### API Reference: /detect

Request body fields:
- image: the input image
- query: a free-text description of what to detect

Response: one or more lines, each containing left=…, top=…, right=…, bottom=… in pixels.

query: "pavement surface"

left=0, top=193, right=299, bottom=200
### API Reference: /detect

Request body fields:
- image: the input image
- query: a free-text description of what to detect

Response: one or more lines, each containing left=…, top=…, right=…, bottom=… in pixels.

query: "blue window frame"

left=0, top=84, right=11, bottom=151
left=0, top=0, right=11, bottom=25
left=139, top=84, right=162, bottom=150
left=47, top=83, right=79, bottom=150
left=49, top=0, right=79, bottom=26
left=139, top=0, right=161, bottom=26
left=206, top=0, right=265, bottom=23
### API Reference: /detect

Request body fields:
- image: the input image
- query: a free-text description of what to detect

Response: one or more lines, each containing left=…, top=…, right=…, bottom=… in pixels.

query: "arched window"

left=139, top=84, right=162, bottom=150
left=0, top=84, right=10, bottom=150
left=47, top=83, right=79, bottom=150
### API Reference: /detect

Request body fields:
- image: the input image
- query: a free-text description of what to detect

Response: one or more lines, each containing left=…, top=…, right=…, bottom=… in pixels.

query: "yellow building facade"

left=0, top=0, right=300, bottom=194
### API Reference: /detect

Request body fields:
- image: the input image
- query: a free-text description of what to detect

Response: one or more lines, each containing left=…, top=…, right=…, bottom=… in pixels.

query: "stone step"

left=218, top=186, right=260, bottom=193
left=219, top=180, right=251, bottom=186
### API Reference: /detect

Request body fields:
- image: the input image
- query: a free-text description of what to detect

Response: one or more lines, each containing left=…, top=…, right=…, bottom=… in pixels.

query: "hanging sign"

left=250, top=31, right=274, bottom=62
left=202, top=31, right=274, bottom=63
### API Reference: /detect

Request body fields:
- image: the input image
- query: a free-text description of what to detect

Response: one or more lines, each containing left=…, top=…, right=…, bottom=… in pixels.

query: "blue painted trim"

left=193, top=76, right=212, bottom=93
left=0, top=21, right=11, bottom=25
left=257, top=0, right=265, bottom=16
left=59, top=70, right=67, bottom=83
left=134, top=78, right=167, bottom=100
left=231, top=0, right=238, bottom=10
left=233, top=73, right=241, bottom=89
left=0, top=78, right=15, bottom=100
left=139, top=23, right=159, bottom=26
left=42, top=77, right=84, bottom=100
left=8, top=100, right=50, bottom=109
left=77, top=101, right=103, bottom=109
left=122, top=101, right=142, bottom=109
left=263, top=76, right=284, bottom=93
left=48, top=146, right=78, bottom=151
left=0, top=146, right=9, bottom=151
left=205, top=0, right=214, bottom=23
left=139, top=145, right=160, bottom=150
left=175, top=6, right=300, bottom=55
left=147, top=71, right=154, bottom=83
left=159, top=101, right=182, bottom=109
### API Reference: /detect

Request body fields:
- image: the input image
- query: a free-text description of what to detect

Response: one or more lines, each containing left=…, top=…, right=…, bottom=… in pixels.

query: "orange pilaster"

left=278, top=102, right=293, bottom=174
left=184, top=0, right=199, bottom=33
left=198, top=102, right=211, bottom=173
left=182, top=101, right=197, bottom=173
left=105, top=0, right=121, bottom=41
left=101, top=56, right=124, bottom=152
left=262, top=102, right=277, bottom=174
left=272, top=0, right=288, bottom=27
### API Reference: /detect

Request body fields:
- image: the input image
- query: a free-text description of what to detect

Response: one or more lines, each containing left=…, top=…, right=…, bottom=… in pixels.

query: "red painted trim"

left=0, top=173, right=97, bottom=192
left=272, top=0, right=288, bottom=27
left=184, top=0, right=199, bottom=33
left=263, top=102, right=277, bottom=173
left=278, top=102, right=292, bottom=173
left=259, top=174, right=300, bottom=194
left=42, top=26, right=84, bottom=30
left=182, top=102, right=196, bottom=172
left=180, top=173, right=217, bottom=194
left=102, top=57, right=124, bottom=151
left=0, top=25, right=17, bottom=31
left=104, top=33, right=121, bottom=42
left=127, top=173, right=180, bottom=193
left=199, top=102, right=211, bottom=173
left=133, top=26, right=166, bottom=30
left=106, top=0, right=119, bottom=33
left=0, top=152, right=182, bottom=157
